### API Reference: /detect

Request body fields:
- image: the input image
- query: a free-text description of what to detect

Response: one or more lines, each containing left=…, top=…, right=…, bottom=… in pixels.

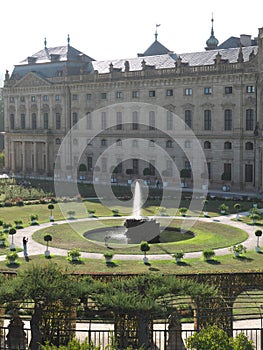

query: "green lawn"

left=0, top=250, right=262, bottom=274
left=32, top=218, right=248, bottom=255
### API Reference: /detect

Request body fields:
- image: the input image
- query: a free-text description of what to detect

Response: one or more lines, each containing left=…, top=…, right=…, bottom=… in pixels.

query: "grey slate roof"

left=92, top=46, right=257, bottom=73
left=9, top=41, right=258, bottom=80
left=138, top=40, right=172, bottom=56
left=218, top=36, right=257, bottom=49
left=18, top=45, right=95, bottom=64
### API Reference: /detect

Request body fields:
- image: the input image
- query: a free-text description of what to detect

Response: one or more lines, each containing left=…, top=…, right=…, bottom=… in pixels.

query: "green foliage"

left=140, top=241, right=150, bottom=257
left=40, top=338, right=143, bottom=350
left=230, top=332, right=254, bottom=350
left=67, top=248, right=81, bottom=261
left=5, top=251, right=18, bottom=265
left=173, top=250, right=184, bottom=260
left=202, top=249, right=215, bottom=260
left=234, top=203, right=241, bottom=212
left=186, top=325, right=254, bottom=350
left=248, top=207, right=261, bottom=222
left=218, top=203, right=229, bottom=213
left=0, top=264, right=81, bottom=304
left=179, top=207, right=188, bottom=216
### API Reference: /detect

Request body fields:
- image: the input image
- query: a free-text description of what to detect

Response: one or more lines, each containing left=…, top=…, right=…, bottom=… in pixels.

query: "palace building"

left=3, top=21, right=263, bottom=192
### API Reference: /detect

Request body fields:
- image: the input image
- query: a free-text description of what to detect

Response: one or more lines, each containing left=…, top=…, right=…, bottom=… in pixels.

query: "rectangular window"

left=224, top=109, right=232, bottom=130
left=132, top=111, right=138, bottom=130
left=21, top=114, right=25, bottom=129
left=72, top=112, right=78, bottom=129
left=43, top=95, right=49, bottom=101
left=72, top=94, right=78, bottom=100
left=86, top=113, right=92, bottom=130
left=101, top=139, right=107, bottom=147
left=31, top=96, right=36, bottom=102
left=225, top=86, right=233, bottom=94
left=223, top=163, right=232, bottom=181
left=166, top=89, right=173, bottom=96
left=149, top=111, right=155, bottom=130
left=184, top=88, right=192, bottom=96
left=101, top=157, right=107, bottom=173
left=86, top=93, right=92, bottom=101
left=245, top=164, right=253, bottom=182
left=101, top=92, right=107, bottom=100
left=166, top=111, right=173, bottom=130
left=55, top=94, right=60, bottom=101
left=246, top=85, right=255, bottom=93
left=149, top=90, right=156, bottom=97
left=207, top=162, right=211, bottom=179
left=246, top=109, right=254, bottom=131
left=132, top=91, right=139, bottom=98
left=116, top=91, right=123, bottom=99
left=9, top=96, right=14, bottom=103
left=56, top=113, right=61, bottom=130
left=116, top=112, right=122, bottom=130
left=87, top=157, right=93, bottom=171
left=31, top=113, right=37, bottom=129
left=185, top=110, right=192, bottom=128
left=204, top=87, right=212, bottom=95
left=20, top=96, right=25, bottom=102
left=149, top=161, right=155, bottom=176
left=10, top=114, right=15, bottom=129
left=115, top=158, right=123, bottom=174
left=204, top=110, right=211, bottom=130
left=44, top=113, right=48, bottom=129
left=132, top=159, right=139, bottom=174
left=166, top=160, right=173, bottom=177
left=101, top=112, right=107, bottom=129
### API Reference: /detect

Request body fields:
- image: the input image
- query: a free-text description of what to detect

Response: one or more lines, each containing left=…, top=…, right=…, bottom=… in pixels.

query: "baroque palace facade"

left=3, top=24, right=263, bottom=192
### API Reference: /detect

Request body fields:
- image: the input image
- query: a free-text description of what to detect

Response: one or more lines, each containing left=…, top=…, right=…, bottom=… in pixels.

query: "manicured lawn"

left=33, top=218, right=248, bottom=255
left=0, top=250, right=262, bottom=274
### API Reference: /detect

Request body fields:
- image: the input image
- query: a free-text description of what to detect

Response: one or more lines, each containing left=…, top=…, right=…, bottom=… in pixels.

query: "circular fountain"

left=124, top=181, right=160, bottom=243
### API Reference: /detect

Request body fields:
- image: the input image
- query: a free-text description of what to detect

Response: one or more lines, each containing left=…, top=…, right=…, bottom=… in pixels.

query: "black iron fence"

left=1, top=324, right=262, bottom=350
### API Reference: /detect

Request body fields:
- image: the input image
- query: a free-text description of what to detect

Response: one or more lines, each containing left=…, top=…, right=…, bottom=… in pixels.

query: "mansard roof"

left=9, top=42, right=258, bottom=81
left=18, top=45, right=95, bottom=65
left=92, top=46, right=257, bottom=73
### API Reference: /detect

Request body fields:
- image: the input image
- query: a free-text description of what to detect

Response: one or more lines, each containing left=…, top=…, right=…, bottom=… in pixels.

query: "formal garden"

left=0, top=178, right=262, bottom=349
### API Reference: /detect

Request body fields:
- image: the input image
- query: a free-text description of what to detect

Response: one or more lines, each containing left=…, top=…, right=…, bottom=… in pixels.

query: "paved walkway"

left=0, top=210, right=260, bottom=261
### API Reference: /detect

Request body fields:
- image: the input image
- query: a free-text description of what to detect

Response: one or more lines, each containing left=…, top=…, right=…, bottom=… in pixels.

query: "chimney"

left=240, top=34, right=252, bottom=47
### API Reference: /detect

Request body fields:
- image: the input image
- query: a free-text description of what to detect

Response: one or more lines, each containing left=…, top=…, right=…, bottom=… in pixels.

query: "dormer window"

left=50, top=54, right=60, bottom=62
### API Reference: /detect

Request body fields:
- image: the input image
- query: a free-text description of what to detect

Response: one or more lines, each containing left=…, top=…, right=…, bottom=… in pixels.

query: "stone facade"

left=3, top=28, right=263, bottom=193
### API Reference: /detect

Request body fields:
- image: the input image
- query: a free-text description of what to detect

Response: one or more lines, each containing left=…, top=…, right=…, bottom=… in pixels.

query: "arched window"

left=55, top=138, right=61, bottom=145
left=204, top=141, right=211, bottom=149
left=166, top=140, right=173, bottom=148
left=101, top=139, right=107, bottom=147
left=245, top=141, right=253, bottom=150
left=224, top=141, right=232, bottom=150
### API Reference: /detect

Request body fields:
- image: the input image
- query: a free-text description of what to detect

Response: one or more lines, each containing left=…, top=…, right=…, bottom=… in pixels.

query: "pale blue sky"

left=1, top=0, right=263, bottom=85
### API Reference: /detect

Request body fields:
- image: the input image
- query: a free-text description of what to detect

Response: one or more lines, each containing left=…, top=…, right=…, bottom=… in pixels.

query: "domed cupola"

left=205, top=15, right=219, bottom=50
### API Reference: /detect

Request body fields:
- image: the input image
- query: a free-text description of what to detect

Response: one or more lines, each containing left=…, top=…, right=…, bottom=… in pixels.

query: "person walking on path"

left=22, top=236, right=28, bottom=259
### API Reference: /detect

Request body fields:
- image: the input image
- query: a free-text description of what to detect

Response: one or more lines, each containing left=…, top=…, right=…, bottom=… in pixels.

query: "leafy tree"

left=255, top=229, right=262, bottom=247
left=0, top=264, right=85, bottom=350
left=140, top=241, right=150, bottom=259
left=44, top=234, right=52, bottom=251
left=92, top=274, right=217, bottom=349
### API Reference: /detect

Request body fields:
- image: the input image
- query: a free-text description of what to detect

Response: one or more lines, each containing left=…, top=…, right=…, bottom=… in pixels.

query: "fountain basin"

left=124, top=217, right=160, bottom=244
